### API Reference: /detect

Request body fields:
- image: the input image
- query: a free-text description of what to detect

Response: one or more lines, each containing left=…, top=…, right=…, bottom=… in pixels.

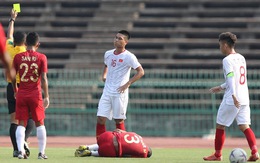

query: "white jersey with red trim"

left=103, top=49, right=141, bottom=95
left=222, top=53, right=249, bottom=105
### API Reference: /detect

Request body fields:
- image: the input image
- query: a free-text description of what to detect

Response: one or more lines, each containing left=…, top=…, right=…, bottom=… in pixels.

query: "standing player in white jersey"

left=203, top=32, right=259, bottom=162
left=96, top=30, right=144, bottom=140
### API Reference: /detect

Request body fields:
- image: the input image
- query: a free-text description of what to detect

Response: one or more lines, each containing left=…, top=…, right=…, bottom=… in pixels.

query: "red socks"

left=116, top=122, right=125, bottom=131
left=214, top=128, right=225, bottom=157
left=244, top=128, right=258, bottom=155
left=213, top=128, right=258, bottom=156
left=96, top=122, right=126, bottom=141
left=96, top=123, right=106, bottom=141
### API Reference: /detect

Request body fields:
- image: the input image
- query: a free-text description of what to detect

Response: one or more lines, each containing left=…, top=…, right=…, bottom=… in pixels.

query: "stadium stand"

left=0, top=0, right=260, bottom=136
left=2, top=0, right=260, bottom=69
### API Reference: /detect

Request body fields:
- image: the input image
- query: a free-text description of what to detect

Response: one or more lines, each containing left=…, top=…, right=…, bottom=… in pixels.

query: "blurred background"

left=0, top=0, right=260, bottom=137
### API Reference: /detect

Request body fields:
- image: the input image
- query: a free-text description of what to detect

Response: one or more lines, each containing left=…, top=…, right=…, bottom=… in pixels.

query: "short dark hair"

left=14, top=31, right=26, bottom=46
left=118, top=30, right=131, bottom=40
left=26, top=32, right=39, bottom=46
left=219, top=32, right=237, bottom=47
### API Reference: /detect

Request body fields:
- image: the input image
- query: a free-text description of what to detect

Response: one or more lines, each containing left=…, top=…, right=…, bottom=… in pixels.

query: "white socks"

left=37, top=125, right=47, bottom=154
left=88, top=144, right=99, bottom=156
left=88, top=144, right=99, bottom=151
left=16, top=125, right=47, bottom=155
left=16, top=126, right=26, bottom=153
left=91, top=150, right=99, bottom=157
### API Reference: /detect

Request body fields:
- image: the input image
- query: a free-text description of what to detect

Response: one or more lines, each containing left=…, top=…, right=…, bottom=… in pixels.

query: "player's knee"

left=19, top=120, right=27, bottom=127
left=35, top=119, right=44, bottom=127
left=114, top=119, right=124, bottom=124
left=238, top=124, right=249, bottom=132
left=216, top=124, right=225, bottom=130
left=97, top=116, right=106, bottom=125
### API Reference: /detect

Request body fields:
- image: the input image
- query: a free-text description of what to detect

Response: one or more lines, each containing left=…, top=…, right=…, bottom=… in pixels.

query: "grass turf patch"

left=0, top=147, right=251, bottom=163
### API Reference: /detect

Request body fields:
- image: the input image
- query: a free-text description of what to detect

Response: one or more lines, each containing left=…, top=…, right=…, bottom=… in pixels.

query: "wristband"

left=9, top=18, right=15, bottom=22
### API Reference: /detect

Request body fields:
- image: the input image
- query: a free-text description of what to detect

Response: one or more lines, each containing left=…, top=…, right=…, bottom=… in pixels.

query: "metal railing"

left=0, top=68, right=259, bottom=137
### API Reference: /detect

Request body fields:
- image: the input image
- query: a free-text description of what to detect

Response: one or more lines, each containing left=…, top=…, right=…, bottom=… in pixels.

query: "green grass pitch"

left=0, top=147, right=250, bottom=163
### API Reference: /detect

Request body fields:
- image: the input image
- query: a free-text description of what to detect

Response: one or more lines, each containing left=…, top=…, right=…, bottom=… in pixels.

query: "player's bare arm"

left=117, top=66, right=144, bottom=93
left=41, top=72, right=49, bottom=108
left=102, top=65, right=108, bottom=82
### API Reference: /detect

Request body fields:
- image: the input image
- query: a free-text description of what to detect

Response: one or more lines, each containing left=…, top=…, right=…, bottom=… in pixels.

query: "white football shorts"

left=216, top=100, right=251, bottom=127
left=97, top=92, right=128, bottom=120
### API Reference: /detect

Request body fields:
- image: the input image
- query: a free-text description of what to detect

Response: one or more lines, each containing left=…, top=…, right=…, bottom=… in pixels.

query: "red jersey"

left=97, top=131, right=150, bottom=158
left=97, top=131, right=117, bottom=157
left=0, top=23, right=6, bottom=59
left=115, top=131, right=149, bottom=158
left=13, top=50, right=48, bottom=98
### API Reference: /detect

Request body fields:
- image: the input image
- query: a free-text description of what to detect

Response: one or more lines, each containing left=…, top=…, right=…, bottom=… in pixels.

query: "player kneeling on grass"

left=75, top=129, right=152, bottom=158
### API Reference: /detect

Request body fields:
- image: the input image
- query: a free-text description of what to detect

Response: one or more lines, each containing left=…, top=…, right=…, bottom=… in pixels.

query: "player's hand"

left=44, top=97, right=49, bottom=109
left=117, top=86, right=126, bottom=93
left=114, top=128, right=126, bottom=133
left=232, top=95, right=240, bottom=108
left=209, top=86, right=222, bottom=93
left=13, top=92, right=17, bottom=99
left=117, top=82, right=131, bottom=93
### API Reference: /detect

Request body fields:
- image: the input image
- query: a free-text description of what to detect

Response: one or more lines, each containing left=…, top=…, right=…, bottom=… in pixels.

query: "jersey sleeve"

left=128, top=53, right=141, bottom=70
left=41, top=54, right=48, bottom=73
left=104, top=50, right=111, bottom=66
left=0, top=24, right=6, bottom=57
left=222, top=57, right=233, bottom=77
left=6, top=38, right=13, bottom=46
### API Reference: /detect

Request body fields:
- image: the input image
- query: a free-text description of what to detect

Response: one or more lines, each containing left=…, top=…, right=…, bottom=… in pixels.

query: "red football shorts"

left=15, top=95, right=45, bottom=122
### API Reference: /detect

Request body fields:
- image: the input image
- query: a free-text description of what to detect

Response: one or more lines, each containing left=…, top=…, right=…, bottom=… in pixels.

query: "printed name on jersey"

left=22, top=56, right=37, bottom=61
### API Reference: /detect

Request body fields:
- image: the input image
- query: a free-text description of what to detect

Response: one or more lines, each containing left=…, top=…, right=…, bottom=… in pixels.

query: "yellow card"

left=13, top=3, right=21, bottom=13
